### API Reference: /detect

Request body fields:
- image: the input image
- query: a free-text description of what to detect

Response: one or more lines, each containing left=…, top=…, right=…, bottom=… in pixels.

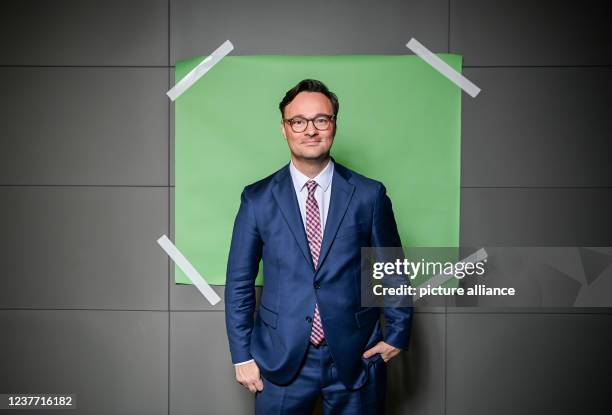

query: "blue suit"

left=225, top=158, right=412, bottom=392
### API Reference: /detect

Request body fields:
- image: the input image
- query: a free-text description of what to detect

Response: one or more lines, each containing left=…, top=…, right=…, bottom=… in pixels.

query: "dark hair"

left=279, top=79, right=339, bottom=119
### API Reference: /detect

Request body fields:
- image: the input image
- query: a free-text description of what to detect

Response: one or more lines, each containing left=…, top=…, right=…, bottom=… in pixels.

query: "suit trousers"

left=254, top=340, right=387, bottom=415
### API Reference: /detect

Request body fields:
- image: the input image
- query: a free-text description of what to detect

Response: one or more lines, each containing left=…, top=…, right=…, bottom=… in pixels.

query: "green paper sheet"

left=175, top=54, right=462, bottom=286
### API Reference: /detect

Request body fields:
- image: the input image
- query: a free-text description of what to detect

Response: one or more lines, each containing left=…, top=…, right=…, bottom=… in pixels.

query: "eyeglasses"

left=283, top=114, right=336, bottom=133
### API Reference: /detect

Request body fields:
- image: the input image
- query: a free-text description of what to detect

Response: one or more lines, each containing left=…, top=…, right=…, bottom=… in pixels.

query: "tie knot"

left=306, top=180, right=317, bottom=195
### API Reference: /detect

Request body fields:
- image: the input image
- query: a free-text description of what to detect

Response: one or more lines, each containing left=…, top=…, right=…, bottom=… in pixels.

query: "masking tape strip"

left=167, top=40, right=234, bottom=101
left=406, top=37, right=481, bottom=98
left=157, top=234, right=222, bottom=305
left=414, top=248, right=488, bottom=301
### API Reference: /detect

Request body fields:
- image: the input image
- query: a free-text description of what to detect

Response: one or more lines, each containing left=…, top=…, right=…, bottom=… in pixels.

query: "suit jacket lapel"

left=272, top=164, right=315, bottom=271
left=314, top=162, right=355, bottom=277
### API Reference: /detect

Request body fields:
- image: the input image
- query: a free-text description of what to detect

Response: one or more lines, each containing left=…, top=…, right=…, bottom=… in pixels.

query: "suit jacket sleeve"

left=371, top=183, right=413, bottom=350
left=225, top=189, right=263, bottom=364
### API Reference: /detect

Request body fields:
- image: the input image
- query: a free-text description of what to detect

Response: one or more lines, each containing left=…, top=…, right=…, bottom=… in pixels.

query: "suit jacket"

left=224, top=157, right=413, bottom=389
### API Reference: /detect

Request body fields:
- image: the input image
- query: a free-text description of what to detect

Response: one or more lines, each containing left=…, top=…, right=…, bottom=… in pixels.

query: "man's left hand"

left=362, top=341, right=401, bottom=363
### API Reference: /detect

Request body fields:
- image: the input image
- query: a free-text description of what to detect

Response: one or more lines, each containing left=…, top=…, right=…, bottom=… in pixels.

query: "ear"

left=280, top=120, right=288, bottom=140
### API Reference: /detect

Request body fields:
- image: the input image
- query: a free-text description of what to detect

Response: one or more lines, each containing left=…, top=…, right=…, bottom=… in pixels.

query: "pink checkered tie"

left=305, top=180, right=325, bottom=346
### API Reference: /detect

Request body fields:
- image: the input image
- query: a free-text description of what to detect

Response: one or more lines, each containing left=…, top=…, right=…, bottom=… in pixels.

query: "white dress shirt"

left=234, top=158, right=335, bottom=367
left=289, top=157, right=334, bottom=235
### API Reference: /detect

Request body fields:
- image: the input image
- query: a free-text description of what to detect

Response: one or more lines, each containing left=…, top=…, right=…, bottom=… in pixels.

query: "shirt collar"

left=289, top=158, right=334, bottom=193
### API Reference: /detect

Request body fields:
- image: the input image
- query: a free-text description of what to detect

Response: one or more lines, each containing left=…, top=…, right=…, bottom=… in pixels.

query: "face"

left=280, top=91, right=336, bottom=162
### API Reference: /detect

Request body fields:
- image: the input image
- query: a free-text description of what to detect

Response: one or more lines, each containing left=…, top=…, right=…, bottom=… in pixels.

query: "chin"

left=301, top=152, right=328, bottom=160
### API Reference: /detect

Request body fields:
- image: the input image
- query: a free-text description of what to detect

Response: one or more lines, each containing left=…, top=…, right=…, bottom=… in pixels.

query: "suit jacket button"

left=314, top=282, right=320, bottom=289
left=305, top=316, right=312, bottom=323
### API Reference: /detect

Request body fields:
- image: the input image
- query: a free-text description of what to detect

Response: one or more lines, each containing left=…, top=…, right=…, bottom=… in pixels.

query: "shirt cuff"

left=234, top=359, right=254, bottom=366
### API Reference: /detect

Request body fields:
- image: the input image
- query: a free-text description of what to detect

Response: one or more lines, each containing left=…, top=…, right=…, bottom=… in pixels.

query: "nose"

left=304, top=120, right=318, bottom=135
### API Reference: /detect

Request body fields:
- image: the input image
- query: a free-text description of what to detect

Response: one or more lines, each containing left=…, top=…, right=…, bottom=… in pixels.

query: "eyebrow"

left=288, top=113, right=332, bottom=118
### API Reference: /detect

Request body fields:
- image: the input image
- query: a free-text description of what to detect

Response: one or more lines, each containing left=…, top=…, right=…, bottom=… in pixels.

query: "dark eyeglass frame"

left=282, top=114, right=336, bottom=133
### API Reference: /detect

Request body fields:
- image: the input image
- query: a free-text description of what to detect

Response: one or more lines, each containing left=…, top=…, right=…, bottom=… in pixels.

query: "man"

left=225, top=79, right=412, bottom=414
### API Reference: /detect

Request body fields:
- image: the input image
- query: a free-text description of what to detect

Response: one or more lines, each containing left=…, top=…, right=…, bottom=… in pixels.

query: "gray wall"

left=1, top=1, right=610, bottom=414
